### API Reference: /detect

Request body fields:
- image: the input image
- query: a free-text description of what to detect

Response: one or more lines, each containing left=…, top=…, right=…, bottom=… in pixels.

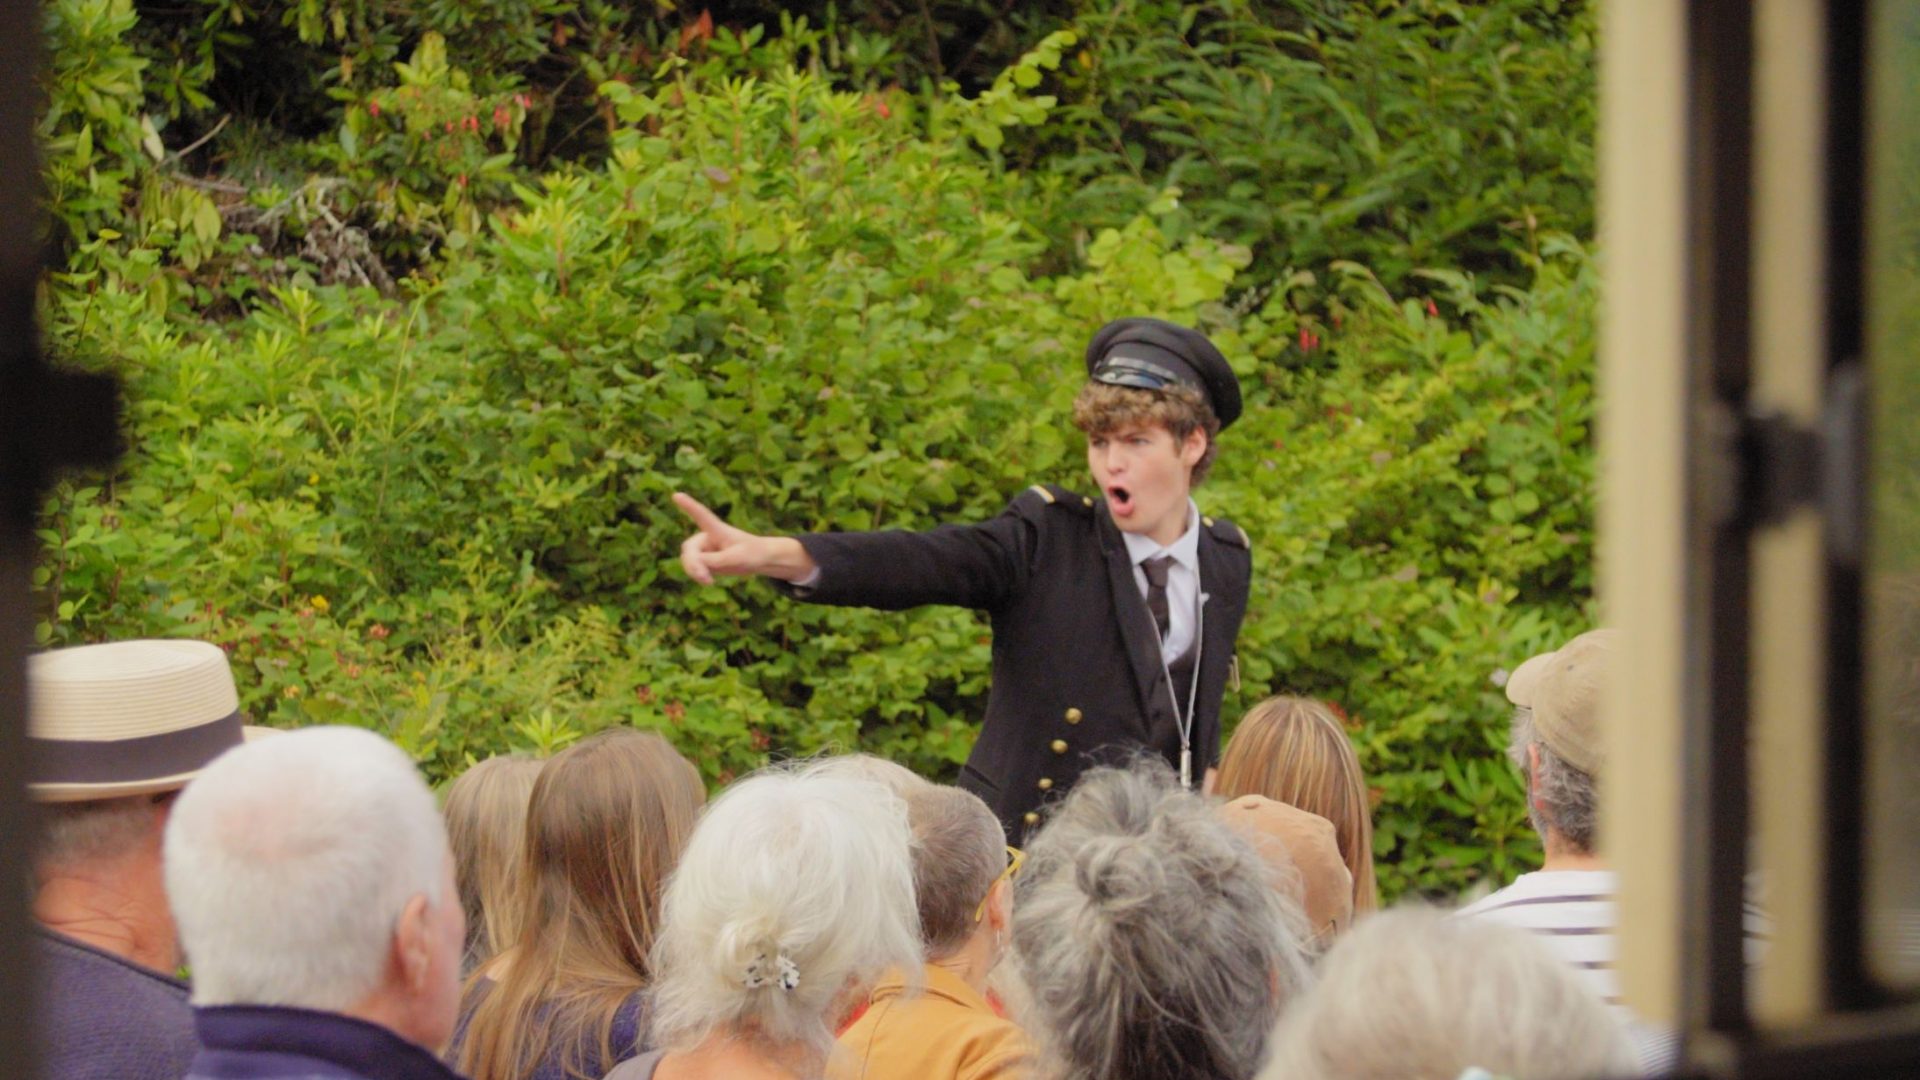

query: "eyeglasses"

left=974, top=845, right=1025, bottom=923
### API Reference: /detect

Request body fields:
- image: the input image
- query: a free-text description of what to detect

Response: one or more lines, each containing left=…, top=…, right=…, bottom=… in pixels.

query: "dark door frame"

left=0, top=2, right=124, bottom=1076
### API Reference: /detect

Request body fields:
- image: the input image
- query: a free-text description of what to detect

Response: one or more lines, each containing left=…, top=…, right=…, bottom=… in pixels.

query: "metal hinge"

left=1701, top=361, right=1865, bottom=567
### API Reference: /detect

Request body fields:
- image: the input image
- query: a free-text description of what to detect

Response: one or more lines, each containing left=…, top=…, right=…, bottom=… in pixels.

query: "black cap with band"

left=1084, top=317, right=1243, bottom=430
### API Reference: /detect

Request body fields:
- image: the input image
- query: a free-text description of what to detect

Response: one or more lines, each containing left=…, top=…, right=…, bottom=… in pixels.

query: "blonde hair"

left=1071, top=381, right=1221, bottom=484
left=443, top=754, right=543, bottom=973
left=456, top=729, right=705, bottom=1080
left=1214, top=696, right=1378, bottom=912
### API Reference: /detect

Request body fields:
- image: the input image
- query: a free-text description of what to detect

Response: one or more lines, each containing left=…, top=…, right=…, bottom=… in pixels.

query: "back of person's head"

left=809, top=752, right=931, bottom=797
left=34, top=795, right=168, bottom=879
left=1012, top=761, right=1312, bottom=1080
left=903, top=784, right=1006, bottom=956
left=164, top=726, right=454, bottom=1023
left=648, top=763, right=921, bottom=1059
left=443, top=753, right=543, bottom=972
left=1258, top=907, right=1636, bottom=1080
left=458, top=728, right=704, bottom=1080
left=1505, top=630, right=1613, bottom=856
left=31, top=638, right=252, bottom=900
left=1214, top=695, right=1378, bottom=912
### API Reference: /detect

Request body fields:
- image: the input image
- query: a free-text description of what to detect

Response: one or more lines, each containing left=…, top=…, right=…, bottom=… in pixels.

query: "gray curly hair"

left=1509, top=706, right=1599, bottom=854
left=1010, top=760, right=1312, bottom=1080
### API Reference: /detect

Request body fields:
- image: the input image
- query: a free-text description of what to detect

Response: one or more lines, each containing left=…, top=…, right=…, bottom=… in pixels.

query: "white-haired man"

left=166, top=725, right=467, bottom=1080
left=28, top=639, right=254, bottom=1080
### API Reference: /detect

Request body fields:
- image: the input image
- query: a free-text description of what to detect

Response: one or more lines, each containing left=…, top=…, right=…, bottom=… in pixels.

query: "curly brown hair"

left=1071, top=381, right=1221, bottom=485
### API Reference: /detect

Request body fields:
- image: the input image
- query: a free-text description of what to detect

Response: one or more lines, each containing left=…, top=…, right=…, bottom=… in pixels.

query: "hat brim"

left=1505, top=651, right=1557, bottom=708
left=29, top=725, right=276, bottom=803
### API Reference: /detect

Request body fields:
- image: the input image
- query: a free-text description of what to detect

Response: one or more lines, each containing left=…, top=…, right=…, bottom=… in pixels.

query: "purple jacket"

left=33, top=927, right=197, bottom=1080
left=184, top=1005, right=466, bottom=1080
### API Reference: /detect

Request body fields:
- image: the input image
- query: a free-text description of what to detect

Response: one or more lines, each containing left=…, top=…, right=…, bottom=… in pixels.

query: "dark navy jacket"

left=787, top=484, right=1251, bottom=838
left=34, top=927, right=197, bottom=1080
left=185, top=1005, right=465, bottom=1080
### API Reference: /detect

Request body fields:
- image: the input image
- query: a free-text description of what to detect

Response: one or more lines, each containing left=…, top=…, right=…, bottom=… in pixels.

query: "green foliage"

left=36, top=1, right=1600, bottom=900
left=41, top=0, right=152, bottom=239
left=1218, top=244, right=1598, bottom=895
left=1027, top=0, right=1595, bottom=291
left=331, top=33, right=534, bottom=258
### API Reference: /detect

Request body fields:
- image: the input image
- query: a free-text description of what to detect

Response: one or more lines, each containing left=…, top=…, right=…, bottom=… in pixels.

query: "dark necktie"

left=1142, top=555, right=1174, bottom=644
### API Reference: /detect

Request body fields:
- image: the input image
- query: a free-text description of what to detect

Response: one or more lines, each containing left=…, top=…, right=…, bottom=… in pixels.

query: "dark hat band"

left=31, top=710, right=245, bottom=787
left=1091, top=343, right=1204, bottom=394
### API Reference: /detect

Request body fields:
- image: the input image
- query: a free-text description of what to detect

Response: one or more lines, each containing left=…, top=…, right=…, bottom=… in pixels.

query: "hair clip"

left=743, top=953, right=801, bottom=991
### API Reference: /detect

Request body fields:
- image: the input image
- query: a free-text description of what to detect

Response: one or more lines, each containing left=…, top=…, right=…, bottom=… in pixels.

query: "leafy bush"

left=1221, top=246, right=1599, bottom=894
left=36, top=3, right=1598, bottom=900
left=1024, top=0, right=1595, bottom=292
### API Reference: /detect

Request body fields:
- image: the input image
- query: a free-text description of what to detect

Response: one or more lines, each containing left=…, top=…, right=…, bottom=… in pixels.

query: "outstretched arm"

left=673, top=492, right=818, bottom=585
left=673, top=490, right=1041, bottom=612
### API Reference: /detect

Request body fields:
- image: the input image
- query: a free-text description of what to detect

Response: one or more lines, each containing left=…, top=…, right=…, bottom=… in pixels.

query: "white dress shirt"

left=1122, top=500, right=1203, bottom=660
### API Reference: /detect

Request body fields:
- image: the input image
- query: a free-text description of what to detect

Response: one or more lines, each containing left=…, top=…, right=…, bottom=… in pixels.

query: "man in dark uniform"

left=674, top=318, right=1251, bottom=838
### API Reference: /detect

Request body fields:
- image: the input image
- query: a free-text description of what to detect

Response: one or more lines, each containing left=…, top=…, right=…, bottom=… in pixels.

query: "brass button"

left=1023, top=811, right=1040, bottom=827
left=1203, top=516, right=1216, bottom=527
left=1064, top=707, right=1083, bottom=724
left=1050, top=739, right=1069, bottom=755
left=1037, top=777, right=1054, bottom=791
left=1082, top=496, right=1093, bottom=507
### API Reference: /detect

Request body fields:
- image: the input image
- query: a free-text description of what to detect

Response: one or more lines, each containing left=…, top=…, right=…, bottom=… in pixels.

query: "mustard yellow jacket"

left=830, top=964, right=1034, bottom=1080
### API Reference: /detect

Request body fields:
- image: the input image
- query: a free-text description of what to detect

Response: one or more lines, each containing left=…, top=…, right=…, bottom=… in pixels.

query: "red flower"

left=464, top=115, right=479, bottom=133
left=492, top=105, right=511, bottom=130
left=1425, top=298, right=1439, bottom=317
left=1299, top=327, right=1311, bottom=351
left=367, top=101, right=381, bottom=118
left=443, top=120, right=454, bottom=134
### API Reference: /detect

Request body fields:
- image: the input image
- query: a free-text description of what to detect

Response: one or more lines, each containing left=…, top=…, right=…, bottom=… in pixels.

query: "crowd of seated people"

left=28, top=628, right=1691, bottom=1080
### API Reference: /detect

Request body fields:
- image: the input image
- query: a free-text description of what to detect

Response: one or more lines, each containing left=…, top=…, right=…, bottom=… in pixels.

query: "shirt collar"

left=869, top=962, right=996, bottom=1014
left=1121, top=499, right=1202, bottom=573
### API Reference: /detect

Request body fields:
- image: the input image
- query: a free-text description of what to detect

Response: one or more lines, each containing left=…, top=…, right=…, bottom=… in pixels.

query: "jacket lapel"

left=1192, top=527, right=1244, bottom=765
left=1098, top=508, right=1169, bottom=738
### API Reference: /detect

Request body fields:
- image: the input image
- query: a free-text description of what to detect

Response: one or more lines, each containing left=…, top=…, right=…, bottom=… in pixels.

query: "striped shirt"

left=1456, top=870, right=1677, bottom=1075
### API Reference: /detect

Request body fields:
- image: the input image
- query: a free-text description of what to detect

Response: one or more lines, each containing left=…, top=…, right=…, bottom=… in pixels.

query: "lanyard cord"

left=1154, top=586, right=1206, bottom=788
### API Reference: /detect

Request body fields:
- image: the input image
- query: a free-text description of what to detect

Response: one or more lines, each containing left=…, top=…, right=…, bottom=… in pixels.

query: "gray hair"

left=1509, top=706, right=1599, bottom=854
left=905, top=785, right=1005, bottom=955
left=647, top=763, right=922, bottom=1058
left=164, top=726, right=449, bottom=1009
left=1011, top=761, right=1313, bottom=1080
left=34, top=795, right=163, bottom=873
left=1257, top=907, right=1637, bottom=1080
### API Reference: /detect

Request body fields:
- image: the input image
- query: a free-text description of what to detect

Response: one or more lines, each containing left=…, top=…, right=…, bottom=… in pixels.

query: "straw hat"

left=29, top=639, right=259, bottom=802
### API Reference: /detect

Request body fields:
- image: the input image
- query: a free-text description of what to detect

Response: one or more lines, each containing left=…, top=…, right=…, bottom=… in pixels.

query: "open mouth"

left=1106, top=485, right=1135, bottom=516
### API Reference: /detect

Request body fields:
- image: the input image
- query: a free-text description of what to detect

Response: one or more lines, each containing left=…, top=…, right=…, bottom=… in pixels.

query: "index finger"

left=672, top=491, right=731, bottom=537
